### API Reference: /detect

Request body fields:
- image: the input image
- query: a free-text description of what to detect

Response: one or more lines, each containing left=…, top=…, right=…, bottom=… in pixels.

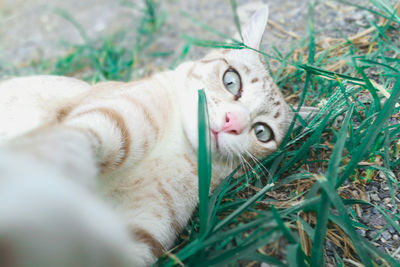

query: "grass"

left=51, top=0, right=167, bottom=82
left=4, top=0, right=168, bottom=81
left=160, top=1, right=400, bottom=266
left=6, top=0, right=400, bottom=266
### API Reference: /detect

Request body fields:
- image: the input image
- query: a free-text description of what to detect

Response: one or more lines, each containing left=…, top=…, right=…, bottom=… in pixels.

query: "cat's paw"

left=0, top=155, right=136, bottom=267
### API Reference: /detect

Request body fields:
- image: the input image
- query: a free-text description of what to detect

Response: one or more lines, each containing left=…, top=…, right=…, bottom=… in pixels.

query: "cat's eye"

left=223, top=68, right=242, bottom=99
left=253, top=123, right=273, bottom=142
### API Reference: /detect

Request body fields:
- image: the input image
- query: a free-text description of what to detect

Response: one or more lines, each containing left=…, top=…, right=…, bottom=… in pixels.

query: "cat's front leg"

left=2, top=125, right=100, bottom=189
left=118, top=171, right=199, bottom=267
left=0, top=125, right=156, bottom=267
left=0, top=147, right=141, bottom=267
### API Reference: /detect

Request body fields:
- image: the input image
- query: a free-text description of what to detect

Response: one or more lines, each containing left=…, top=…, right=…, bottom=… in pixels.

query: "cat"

left=0, top=6, right=300, bottom=267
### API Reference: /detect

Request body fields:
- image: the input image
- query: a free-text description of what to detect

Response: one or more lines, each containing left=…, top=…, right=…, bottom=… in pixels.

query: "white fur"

left=0, top=149, right=139, bottom=267
left=0, top=75, right=90, bottom=143
left=242, top=5, right=269, bottom=49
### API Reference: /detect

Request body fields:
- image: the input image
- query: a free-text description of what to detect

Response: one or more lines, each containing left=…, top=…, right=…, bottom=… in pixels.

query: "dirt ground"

left=0, top=0, right=384, bottom=69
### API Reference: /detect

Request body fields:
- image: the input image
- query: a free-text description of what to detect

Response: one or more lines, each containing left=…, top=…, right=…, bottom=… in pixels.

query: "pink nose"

left=222, top=112, right=243, bottom=135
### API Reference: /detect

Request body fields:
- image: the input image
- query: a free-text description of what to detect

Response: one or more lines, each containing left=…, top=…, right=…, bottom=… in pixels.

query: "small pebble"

left=368, top=230, right=378, bottom=239
left=381, top=230, right=392, bottom=240
left=334, top=115, right=344, bottom=126
left=371, top=181, right=379, bottom=187
left=379, top=191, right=390, bottom=199
left=326, top=240, right=334, bottom=251
left=388, top=225, right=396, bottom=234
left=361, top=214, right=370, bottom=223
left=393, top=234, right=399, bottom=241
left=383, top=198, right=392, bottom=204
left=389, top=117, right=400, bottom=125
left=383, top=242, right=393, bottom=249
left=378, top=246, right=386, bottom=253
left=371, top=194, right=380, bottom=201
left=356, top=229, right=367, bottom=237
left=325, top=240, right=335, bottom=257
left=370, top=214, right=386, bottom=227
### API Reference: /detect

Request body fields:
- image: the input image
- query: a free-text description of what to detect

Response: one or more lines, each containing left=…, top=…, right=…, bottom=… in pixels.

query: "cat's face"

left=178, top=6, right=293, bottom=162
left=201, top=49, right=291, bottom=158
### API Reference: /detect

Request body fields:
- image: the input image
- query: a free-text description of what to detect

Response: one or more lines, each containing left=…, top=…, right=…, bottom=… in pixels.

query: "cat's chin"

left=210, top=133, right=239, bottom=159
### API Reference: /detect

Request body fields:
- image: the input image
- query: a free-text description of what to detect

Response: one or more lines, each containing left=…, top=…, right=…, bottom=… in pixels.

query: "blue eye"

left=253, top=122, right=273, bottom=142
left=223, top=68, right=242, bottom=98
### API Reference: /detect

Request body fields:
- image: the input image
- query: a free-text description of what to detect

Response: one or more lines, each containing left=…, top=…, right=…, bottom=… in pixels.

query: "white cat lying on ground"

left=0, top=6, right=303, bottom=267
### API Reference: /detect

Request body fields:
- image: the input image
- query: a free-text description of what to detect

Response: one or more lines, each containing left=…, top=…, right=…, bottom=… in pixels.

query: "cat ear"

left=242, top=5, right=269, bottom=50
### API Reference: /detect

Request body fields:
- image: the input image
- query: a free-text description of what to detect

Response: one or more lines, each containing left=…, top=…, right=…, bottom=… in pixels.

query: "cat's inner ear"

left=241, top=5, right=269, bottom=50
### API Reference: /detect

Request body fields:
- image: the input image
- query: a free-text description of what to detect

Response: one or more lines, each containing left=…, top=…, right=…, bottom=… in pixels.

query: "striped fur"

left=0, top=6, right=295, bottom=267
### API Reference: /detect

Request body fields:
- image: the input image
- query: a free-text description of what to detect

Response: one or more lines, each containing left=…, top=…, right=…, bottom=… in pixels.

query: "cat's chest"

left=100, top=115, right=198, bottom=199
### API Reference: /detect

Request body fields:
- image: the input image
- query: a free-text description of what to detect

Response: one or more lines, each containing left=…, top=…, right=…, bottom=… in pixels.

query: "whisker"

left=239, top=155, right=250, bottom=183
left=226, top=141, right=249, bottom=179
left=226, top=142, right=240, bottom=173
left=244, top=150, right=271, bottom=182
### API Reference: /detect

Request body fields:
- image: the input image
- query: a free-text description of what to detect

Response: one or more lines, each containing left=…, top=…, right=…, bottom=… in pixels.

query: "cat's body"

left=0, top=6, right=294, bottom=267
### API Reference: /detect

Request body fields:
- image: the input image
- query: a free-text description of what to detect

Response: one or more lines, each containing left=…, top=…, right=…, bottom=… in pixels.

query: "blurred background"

left=0, top=0, right=384, bottom=79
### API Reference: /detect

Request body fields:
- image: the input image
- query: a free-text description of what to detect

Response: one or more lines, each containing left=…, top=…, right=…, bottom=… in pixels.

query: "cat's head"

left=178, top=6, right=293, bottom=162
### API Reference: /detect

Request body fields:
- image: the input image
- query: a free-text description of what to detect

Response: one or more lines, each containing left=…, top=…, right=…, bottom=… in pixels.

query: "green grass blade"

left=336, top=74, right=400, bottom=188
left=229, top=0, right=243, bottom=42
left=298, top=64, right=364, bottom=83
left=330, top=207, right=398, bottom=266
left=276, top=113, right=332, bottom=178
left=307, top=1, right=316, bottom=66
left=270, top=204, right=297, bottom=244
left=243, top=252, right=286, bottom=267
left=197, top=89, right=212, bottom=237
left=213, top=182, right=275, bottom=232
left=351, top=58, right=381, bottom=112
left=54, top=8, right=106, bottom=81
left=200, top=229, right=280, bottom=266
left=182, top=35, right=245, bottom=49
left=169, top=42, right=191, bottom=69
left=333, top=251, right=344, bottom=267
left=375, top=206, right=400, bottom=234
left=334, top=0, right=391, bottom=20
left=326, top=104, right=354, bottom=184
left=298, top=216, right=315, bottom=238
left=310, top=191, right=329, bottom=267
left=318, top=176, right=372, bottom=267
left=287, top=244, right=307, bottom=267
